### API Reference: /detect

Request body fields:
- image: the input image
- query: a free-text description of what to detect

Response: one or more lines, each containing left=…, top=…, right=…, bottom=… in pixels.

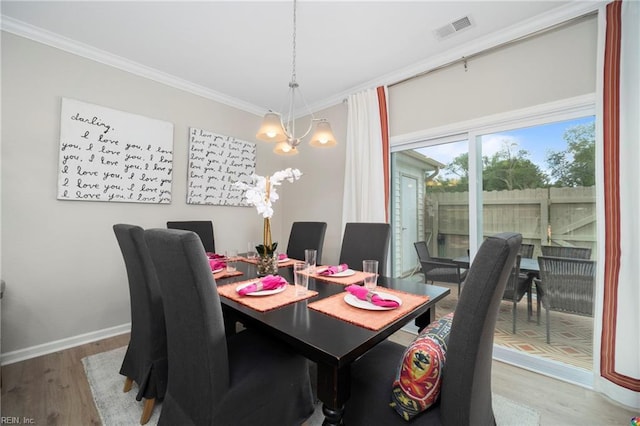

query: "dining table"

left=212, top=256, right=450, bottom=426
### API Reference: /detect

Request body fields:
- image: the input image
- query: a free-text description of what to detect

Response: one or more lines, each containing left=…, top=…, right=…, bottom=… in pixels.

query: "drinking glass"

left=225, top=249, right=238, bottom=273
left=246, top=242, right=257, bottom=260
left=304, top=249, right=317, bottom=274
left=362, top=260, right=378, bottom=291
left=294, top=262, right=310, bottom=296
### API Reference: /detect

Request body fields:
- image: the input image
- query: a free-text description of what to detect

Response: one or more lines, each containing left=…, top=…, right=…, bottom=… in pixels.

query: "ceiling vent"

left=434, top=15, right=474, bottom=40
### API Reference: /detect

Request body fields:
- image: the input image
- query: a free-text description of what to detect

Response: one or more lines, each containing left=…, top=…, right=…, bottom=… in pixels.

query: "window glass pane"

left=391, top=140, right=469, bottom=278
left=479, top=116, right=596, bottom=257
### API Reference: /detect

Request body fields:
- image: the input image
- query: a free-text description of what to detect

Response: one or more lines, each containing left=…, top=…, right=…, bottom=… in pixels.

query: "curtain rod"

left=389, top=11, right=596, bottom=88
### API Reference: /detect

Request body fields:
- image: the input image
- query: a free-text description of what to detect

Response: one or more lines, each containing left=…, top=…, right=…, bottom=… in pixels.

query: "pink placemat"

left=307, top=288, right=430, bottom=331
left=306, top=266, right=372, bottom=286
left=213, top=269, right=243, bottom=280
left=217, top=279, right=318, bottom=312
left=239, top=257, right=302, bottom=268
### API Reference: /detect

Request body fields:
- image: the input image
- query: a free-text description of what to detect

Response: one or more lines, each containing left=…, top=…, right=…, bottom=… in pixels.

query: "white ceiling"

left=2, top=1, right=593, bottom=116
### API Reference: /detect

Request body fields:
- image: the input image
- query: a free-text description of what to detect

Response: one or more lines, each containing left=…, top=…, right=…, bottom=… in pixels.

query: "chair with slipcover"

left=342, top=232, right=521, bottom=425
left=535, top=255, right=596, bottom=343
left=338, top=222, right=391, bottom=275
left=414, top=241, right=467, bottom=295
left=166, top=220, right=215, bottom=253
left=113, top=224, right=167, bottom=425
left=144, top=228, right=315, bottom=425
left=285, top=221, right=327, bottom=263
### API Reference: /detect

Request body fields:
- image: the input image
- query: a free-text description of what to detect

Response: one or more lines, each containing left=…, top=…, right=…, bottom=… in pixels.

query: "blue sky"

left=415, top=116, right=595, bottom=178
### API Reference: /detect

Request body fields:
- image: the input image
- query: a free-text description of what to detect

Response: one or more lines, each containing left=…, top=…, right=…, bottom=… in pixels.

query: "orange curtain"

left=600, top=0, right=640, bottom=392
left=377, top=86, right=390, bottom=222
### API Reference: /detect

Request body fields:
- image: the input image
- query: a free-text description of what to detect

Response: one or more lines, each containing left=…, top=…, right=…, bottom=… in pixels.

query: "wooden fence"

left=425, top=186, right=596, bottom=259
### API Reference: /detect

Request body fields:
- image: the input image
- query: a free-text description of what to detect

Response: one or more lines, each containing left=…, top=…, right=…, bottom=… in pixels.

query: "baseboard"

left=493, top=344, right=594, bottom=389
left=1, top=323, right=131, bottom=366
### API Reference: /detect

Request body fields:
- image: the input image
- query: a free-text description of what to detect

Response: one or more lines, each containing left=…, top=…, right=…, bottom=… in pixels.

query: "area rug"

left=83, top=346, right=540, bottom=426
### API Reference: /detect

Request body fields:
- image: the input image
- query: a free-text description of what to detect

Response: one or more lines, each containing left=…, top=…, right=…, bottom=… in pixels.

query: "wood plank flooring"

left=1, top=332, right=636, bottom=425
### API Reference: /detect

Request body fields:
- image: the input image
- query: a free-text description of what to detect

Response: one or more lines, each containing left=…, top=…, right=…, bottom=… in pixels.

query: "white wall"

left=389, top=15, right=597, bottom=137
left=0, top=32, right=348, bottom=359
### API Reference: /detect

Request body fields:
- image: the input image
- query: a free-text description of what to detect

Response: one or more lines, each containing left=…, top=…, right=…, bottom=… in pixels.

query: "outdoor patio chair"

left=415, top=241, right=467, bottom=295
left=540, top=245, right=591, bottom=259
left=501, top=255, right=534, bottom=333
left=535, top=256, right=596, bottom=344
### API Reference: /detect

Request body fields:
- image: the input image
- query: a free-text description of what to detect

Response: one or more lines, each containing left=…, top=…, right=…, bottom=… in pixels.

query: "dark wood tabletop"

left=214, top=259, right=450, bottom=425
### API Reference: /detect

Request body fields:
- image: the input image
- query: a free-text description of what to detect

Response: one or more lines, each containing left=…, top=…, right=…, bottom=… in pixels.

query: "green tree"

left=440, top=141, right=547, bottom=191
left=483, top=142, right=547, bottom=190
left=546, top=123, right=595, bottom=187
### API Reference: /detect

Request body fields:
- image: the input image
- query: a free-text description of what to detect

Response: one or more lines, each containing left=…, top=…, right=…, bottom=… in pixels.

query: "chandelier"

left=256, top=0, right=337, bottom=156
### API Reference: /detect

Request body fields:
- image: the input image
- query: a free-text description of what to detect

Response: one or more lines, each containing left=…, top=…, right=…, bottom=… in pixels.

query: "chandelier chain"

left=290, top=0, right=297, bottom=85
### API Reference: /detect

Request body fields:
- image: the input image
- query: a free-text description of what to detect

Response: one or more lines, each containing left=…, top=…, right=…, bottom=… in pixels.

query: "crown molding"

left=0, top=15, right=265, bottom=116
left=2, top=1, right=604, bottom=117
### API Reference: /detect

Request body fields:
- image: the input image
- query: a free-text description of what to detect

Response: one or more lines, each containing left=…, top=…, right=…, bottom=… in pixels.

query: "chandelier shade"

left=256, top=0, right=337, bottom=156
left=309, top=120, right=337, bottom=148
left=256, top=112, right=287, bottom=143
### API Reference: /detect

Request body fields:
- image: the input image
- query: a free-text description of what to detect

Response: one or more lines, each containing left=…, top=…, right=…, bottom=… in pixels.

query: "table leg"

left=316, top=363, right=350, bottom=426
left=414, top=307, right=434, bottom=332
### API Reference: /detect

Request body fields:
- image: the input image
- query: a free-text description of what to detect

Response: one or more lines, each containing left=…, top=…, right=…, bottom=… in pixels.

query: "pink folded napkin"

left=345, top=285, right=400, bottom=308
left=237, top=275, right=287, bottom=296
left=207, top=252, right=224, bottom=259
left=278, top=253, right=288, bottom=260
left=209, top=259, right=226, bottom=271
left=319, top=264, right=349, bottom=276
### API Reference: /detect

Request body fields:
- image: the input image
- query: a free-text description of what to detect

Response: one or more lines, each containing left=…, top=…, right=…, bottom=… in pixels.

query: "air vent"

left=434, top=15, right=473, bottom=40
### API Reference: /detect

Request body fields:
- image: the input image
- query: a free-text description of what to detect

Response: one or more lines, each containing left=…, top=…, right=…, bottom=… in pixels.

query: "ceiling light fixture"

left=256, top=0, right=337, bottom=156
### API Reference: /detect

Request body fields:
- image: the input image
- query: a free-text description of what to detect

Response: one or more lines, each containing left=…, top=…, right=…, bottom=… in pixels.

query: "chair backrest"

left=413, top=241, right=431, bottom=262
left=166, top=220, right=215, bottom=252
left=537, top=256, right=596, bottom=316
left=145, top=228, right=229, bottom=423
left=112, top=224, right=167, bottom=400
left=540, top=245, right=591, bottom=259
left=285, top=221, right=327, bottom=263
left=501, top=254, right=522, bottom=301
left=339, top=223, right=391, bottom=275
left=440, top=232, right=521, bottom=425
left=518, top=243, right=535, bottom=258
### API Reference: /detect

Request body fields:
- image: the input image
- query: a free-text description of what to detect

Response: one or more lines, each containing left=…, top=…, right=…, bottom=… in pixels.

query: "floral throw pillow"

left=390, top=313, right=454, bottom=421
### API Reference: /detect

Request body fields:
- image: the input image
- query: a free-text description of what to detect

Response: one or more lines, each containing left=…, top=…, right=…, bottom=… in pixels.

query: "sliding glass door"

left=391, top=109, right=596, bottom=384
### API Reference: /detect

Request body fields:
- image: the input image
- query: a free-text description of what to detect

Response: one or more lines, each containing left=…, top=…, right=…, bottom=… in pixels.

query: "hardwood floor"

left=1, top=332, right=635, bottom=425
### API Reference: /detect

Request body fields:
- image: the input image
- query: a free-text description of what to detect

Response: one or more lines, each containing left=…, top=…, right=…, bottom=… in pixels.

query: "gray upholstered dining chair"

left=144, top=228, right=315, bottom=425
left=342, top=232, right=521, bottom=425
left=535, top=255, right=596, bottom=344
left=285, top=221, right=327, bottom=263
left=414, top=241, right=467, bottom=295
left=338, top=222, right=391, bottom=275
left=113, top=224, right=167, bottom=425
left=166, top=220, right=215, bottom=253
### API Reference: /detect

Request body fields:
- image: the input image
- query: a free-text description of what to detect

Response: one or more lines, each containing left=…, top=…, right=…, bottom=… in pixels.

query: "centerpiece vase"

left=256, top=217, right=278, bottom=276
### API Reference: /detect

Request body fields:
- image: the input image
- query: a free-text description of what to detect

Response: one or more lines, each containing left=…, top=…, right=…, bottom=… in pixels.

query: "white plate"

left=212, top=268, right=224, bottom=274
left=343, top=292, right=402, bottom=311
left=278, top=257, right=290, bottom=263
left=318, top=268, right=355, bottom=277
left=235, top=281, right=287, bottom=296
